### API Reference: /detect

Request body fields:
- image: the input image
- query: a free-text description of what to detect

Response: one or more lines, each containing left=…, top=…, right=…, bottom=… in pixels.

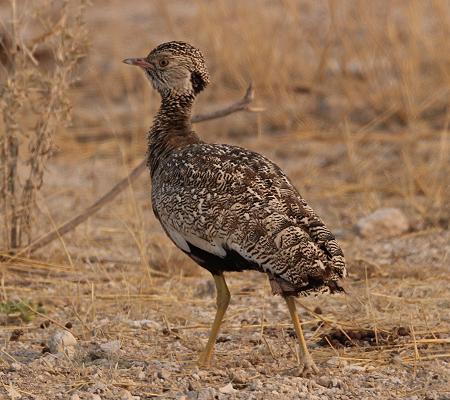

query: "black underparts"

left=185, top=241, right=344, bottom=297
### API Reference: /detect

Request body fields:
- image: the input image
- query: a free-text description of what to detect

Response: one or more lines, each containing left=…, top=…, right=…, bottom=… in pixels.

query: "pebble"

left=248, top=382, right=261, bottom=391
left=230, top=369, right=247, bottom=384
left=47, top=330, right=77, bottom=358
left=186, top=391, right=198, bottom=400
left=326, top=356, right=347, bottom=367
left=317, top=376, right=332, bottom=388
left=120, top=389, right=140, bottom=400
left=99, top=340, right=121, bottom=354
left=219, top=382, right=237, bottom=394
left=129, top=319, right=162, bottom=330
left=240, top=359, right=253, bottom=369
left=9, top=362, right=22, bottom=372
left=356, top=207, right=409, bottom=239
left=157, top=369, right=171, bottom=380
left=89, top=382, right=108, bottom=393
left=197, top=388, right=216, bottom=400
left=344, top=364, right=366, bottom=372
left=70, top=395, right=80, bottom=400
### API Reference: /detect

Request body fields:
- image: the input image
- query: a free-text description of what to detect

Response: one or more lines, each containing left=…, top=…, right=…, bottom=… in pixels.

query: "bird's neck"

left=147, top=90, right=201, bottom=176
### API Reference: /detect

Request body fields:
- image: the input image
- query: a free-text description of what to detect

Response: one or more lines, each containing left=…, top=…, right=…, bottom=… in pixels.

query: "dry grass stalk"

left=0, top=0, right=87, bottom=251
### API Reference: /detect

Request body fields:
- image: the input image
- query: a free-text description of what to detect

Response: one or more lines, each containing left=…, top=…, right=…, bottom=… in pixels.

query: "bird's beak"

left=123, top=57, right=152, bottom=69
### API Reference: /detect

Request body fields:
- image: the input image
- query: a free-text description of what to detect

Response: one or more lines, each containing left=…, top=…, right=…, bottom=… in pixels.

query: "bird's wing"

left=151, top=143, right=346, bottom=290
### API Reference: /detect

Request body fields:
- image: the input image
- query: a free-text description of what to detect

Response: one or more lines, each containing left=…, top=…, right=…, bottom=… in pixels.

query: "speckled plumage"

left=153, top=143, right=346, bottom=295
left=130, top=41, right=346, bottom=296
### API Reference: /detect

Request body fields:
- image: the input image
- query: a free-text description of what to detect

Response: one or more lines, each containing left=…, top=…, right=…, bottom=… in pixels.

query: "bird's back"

left=151, top=143, right=346, bottom=296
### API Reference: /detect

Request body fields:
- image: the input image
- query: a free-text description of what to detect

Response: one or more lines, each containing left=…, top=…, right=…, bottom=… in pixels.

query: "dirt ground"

left=1, top=1, right=450, bottom=399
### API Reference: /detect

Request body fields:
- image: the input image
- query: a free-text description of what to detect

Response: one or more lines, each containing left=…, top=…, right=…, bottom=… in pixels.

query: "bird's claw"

left=297, top=358, right=319, bottom=377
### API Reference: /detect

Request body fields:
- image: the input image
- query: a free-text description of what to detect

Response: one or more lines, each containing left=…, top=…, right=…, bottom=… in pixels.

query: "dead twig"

left=17, top=84, right=258, bottom=255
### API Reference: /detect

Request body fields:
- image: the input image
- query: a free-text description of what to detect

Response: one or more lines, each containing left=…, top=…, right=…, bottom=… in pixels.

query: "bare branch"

left=191, top=84, right=258, bottom=122
left=24, top=84, right=258, bottom=254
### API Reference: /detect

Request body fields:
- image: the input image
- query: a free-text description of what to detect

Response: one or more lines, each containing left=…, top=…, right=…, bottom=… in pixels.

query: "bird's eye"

left=159, top=59, right=169, bottom=67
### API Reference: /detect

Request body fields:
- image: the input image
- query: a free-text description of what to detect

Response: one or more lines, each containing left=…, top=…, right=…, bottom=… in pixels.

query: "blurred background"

left=0, top=1, right=449, bottom=398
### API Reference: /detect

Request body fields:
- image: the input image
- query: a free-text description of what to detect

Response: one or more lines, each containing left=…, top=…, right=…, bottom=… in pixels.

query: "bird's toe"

left=298, top=359, right=319, bottom=377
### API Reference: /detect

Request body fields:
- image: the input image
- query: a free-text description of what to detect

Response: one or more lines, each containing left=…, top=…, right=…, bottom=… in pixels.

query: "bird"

left=123, top=41, right=346, bottom=375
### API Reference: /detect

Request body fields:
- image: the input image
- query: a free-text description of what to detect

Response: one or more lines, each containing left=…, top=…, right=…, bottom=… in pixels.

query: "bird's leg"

left=284, top=296, right=319, bottom=376
left=198, top=273, right=230, bottom=367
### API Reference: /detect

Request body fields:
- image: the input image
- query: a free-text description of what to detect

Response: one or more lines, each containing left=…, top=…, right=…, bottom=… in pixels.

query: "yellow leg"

left=285, top=296, right=319, bottom=376
left=198, top=273, right=230, bottom=366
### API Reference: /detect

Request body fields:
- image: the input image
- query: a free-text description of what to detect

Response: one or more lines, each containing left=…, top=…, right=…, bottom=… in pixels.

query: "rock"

left=129, top=319, right=162, bottom=330
left=99, top=340, right=121, bottom=354
left=326, top=356, right=347, bottom=367
left=70, top=394, right=80, bottom=400
left=157, top=369, right=171, bottom=380
left=90, top=395, right=102, bottom=400
left=316, top=376, right=332, bottom=388
left=356, top=208, right=409, bottom=239
left=344, top=364, right=366, bottom=372
left=47, top=330, right=77, bottom=358
left=219, top=382, right=237, bottom=394
left=197, top=388, right=217, bottom=400
left=120, top=389, right=140, bottom=400
left=230, top=369, right=247, bottom=384
left=89, top=382, right=108, bottom=394
left=9, top=362, right=22, bottom=372
left=248, top=381, right=262, bottom=391
left=186, top=391, right=198, bottom=400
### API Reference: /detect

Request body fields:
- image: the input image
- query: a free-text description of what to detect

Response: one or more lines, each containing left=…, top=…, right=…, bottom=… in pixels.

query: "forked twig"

left=23, top=85, right=258, bottom=255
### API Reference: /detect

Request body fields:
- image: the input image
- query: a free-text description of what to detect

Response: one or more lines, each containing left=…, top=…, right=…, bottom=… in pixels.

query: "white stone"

left=157, top=369, right=171, bottom=380
left=219, top=383, right=237, bottom=394
left=344, top=364, right=365, bottom=372
left=129, top=319, right=162, bottom=330
left=10, top=362, right=22, bottom=371
left=356, top=207, right=409, bottom=239
left=48, top=330, right=77, bottom=358
left=99, top=340, right=121, bottom=354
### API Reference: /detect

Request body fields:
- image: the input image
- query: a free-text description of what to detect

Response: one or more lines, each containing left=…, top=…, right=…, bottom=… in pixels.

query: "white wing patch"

left=165, top=225, right=190, bottom=252
left=163, top=223, right=226, bottom=258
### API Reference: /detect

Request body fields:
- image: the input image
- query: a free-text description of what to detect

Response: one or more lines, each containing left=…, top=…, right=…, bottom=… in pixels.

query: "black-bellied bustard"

left=124, top=41, right=346, bottom=375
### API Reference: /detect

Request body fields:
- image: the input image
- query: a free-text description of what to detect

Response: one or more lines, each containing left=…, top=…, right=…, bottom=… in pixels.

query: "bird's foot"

left=297, top=357, right=319, bottom=377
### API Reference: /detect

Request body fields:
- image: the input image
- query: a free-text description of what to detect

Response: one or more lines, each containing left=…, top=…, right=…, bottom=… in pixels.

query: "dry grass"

left=0, top=1, right=449, bottom=399
left=0, top=0, right=87, bottom=250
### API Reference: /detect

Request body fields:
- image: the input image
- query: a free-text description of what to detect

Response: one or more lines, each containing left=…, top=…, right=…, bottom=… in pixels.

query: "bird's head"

left=123, top=41, right=210, bottom=97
